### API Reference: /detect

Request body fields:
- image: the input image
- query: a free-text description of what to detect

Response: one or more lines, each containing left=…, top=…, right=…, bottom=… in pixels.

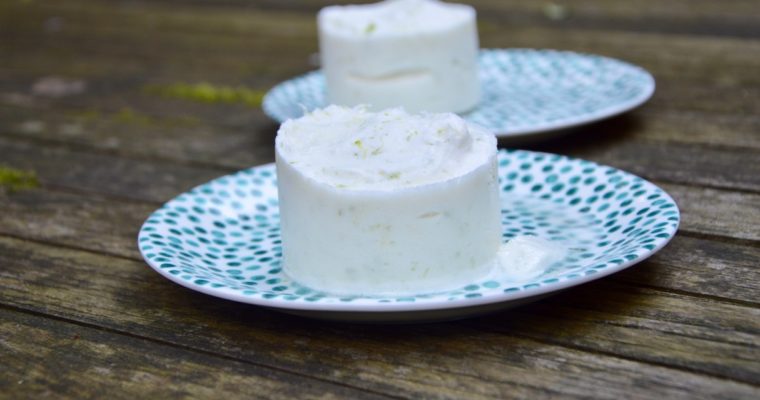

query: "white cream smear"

left=276, top=106, right=500, bottom=296
left=495, top=236, right=566, bottom=283
left=318, top=0, right=480, bottom=113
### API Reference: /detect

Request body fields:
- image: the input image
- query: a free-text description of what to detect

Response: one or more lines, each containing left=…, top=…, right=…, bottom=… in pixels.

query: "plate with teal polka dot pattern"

left=138, top=150, right=679, bottom=323
left=262, top=49, right=655, bottom=139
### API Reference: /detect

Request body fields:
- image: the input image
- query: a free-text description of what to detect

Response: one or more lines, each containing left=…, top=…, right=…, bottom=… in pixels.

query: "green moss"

left=67, top=108, right=200, bottom=128
left=69, top=109, right=101, bottom=122
left=0, top=166, right=39, bottom=192
left=114, top=107, right=154, bottom=125
left=144, top=82, right=265, bottom=107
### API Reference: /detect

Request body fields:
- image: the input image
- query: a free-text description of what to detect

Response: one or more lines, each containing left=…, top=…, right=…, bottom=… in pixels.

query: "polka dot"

left=138, top=149, right=679, bottom=310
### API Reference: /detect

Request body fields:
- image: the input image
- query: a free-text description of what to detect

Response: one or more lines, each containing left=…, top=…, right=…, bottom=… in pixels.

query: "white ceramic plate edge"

left=138, top=161, right=679, bottom=315
left=261, top=48, right=657, bottom=138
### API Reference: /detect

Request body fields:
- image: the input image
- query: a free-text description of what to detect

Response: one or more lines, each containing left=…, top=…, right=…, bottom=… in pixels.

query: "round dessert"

left=275, top=105, right=501, bottom=296
left=318, top=0, right=481, bottom=113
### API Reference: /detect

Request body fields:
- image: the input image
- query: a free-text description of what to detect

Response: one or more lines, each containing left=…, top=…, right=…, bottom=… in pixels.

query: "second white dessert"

left=318, top=0, right=481, bottom=113
left=275, top=106, right=500, bottom=296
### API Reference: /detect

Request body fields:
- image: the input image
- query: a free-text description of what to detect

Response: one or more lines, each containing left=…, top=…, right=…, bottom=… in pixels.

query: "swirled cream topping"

left=275, top=105, right=496, bottom=190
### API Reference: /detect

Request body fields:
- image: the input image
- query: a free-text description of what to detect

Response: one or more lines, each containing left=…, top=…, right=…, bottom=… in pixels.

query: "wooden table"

left=1, top=1, right=758, bottom=398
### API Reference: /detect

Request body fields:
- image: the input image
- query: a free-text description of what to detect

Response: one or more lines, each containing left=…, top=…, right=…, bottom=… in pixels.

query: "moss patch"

left=113, top=108, right=154, bottom=125
left=67, top=108, right=200, bottom=128
left=69, top=109, right=101, bottom=122
left=144, top=82, right=266, bottom=107
left=0, top=166, right=40, bottom=192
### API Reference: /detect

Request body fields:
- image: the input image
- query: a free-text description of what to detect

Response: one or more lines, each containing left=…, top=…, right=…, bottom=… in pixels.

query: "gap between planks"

left=1, top=283, right=758, bottom=394
left=458, top=326, right=760, bottom=389
left=10, top=0, right=760, bottom=40
left=0, top=303, right=404, bottom=400
left=5, top=127, right=756, bottom=196
left=5, top=231, right=755, bottom=390
left=1, top=154, right=757, bottom=246
left=0, top=132, right=757, bottom=247
left=675, top=230, right=760, bottom=255
left=0, top=228, right=760, bottom=360
left=0, top=228, right=754, bottom=309
left=0, top=117, right=758, bottom=197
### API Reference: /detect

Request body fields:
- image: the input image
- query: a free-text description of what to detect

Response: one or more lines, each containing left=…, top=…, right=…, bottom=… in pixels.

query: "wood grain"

left=658, top=183, right=760, bottom=242
left=2, top=115, right=760, bottom=205
left=0, top=105, right=278, bottom=170
left=2, top=100, right=759, bottom=171
left=0, top=236, right=758, bottom=399
left=3, top=0, right=760, bottom=87
left=0, top=188, right=154, bottom=258
left=1, top=0, right=758, bottom=397
left=469, top=284, right=760, bottom=383
left=1, top=183, right=758, bottom=304
left=0, top=135, right=231, bottom=202
left=2, top=125, right=760, bottom=243
left=535, top=135, right=760, bottom=192
left=0, top=308, right=391, bottom=400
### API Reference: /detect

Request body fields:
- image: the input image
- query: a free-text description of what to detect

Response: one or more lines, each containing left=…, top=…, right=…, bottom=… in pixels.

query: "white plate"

left=138, top=150, right=679, bottom=323
left=262, top=49, right=655, bottom=140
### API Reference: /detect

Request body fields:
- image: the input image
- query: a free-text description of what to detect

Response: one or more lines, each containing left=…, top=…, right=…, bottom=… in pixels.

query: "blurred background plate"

left=263, top=49, right=655, bottom=139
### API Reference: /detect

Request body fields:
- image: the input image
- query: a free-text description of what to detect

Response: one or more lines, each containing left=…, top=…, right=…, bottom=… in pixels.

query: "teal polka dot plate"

left=138, top=150, right=679, bottom=323
left=262, top=49, right=655, bottom=140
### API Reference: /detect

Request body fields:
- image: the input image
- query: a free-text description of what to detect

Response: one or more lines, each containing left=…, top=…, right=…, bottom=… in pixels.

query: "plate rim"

left=138, top=150, right=680, bottom=314
left=261, top=48, right=656, bottom=138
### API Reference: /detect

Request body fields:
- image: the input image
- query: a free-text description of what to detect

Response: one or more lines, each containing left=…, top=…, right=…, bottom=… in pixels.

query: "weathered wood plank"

left=0, top=30, right=760, bottom=93
left=645, top=82, right=760, bottom=116
left=3, top=82, right=757, bottom=167
left=0, top=1, right=317, bottom=81
left=3, top=46, right=758, bottom=113
left=1, top=99, right=758, bottom=175
left=0, top=136, right=234, bottom=202
left=3, top=0, right=759, bottom=174
left=2, top=0, right=760, bottom=169
left=1, top=1, right=758, bottom=398
left=631, top=110, right=760, bottom=150
left=1, top=128, right=759, bottom=245
left=612, top=234, right=760, bottom=304
left=0, top=189, right=153, bottom=258
left=5, top=0, right=760, bottom=46
left=475, top=0, right=760, bottom=25
left=588, top=141, right=760, bottom=192
left=0, top=236, right=757, bottom=398
left=2, top=0, right=760, bottom=87
left=531, top=126, right=760, bottom=193
left=2, top=113, right=759, bottom=201
left=658, top=183, right=760, bottom=242
left=0, top=308, right=390, bottom=400
left=0, top=105, right=278, bottom=169
left=233, top=0, right=760, bottom=25
left=467, top=283, right=760, bottom=383
left=1, top=183, right=758, bottom=303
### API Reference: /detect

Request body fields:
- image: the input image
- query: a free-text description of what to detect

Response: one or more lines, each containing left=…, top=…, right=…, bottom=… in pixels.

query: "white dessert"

left=275, top=105, right=500, bottom=296
left=318, top=0, right=481, bottom=113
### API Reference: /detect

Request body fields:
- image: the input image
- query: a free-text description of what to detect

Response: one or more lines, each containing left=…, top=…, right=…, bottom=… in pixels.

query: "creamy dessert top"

left=318, top=0, right=475, bottom=38
left=276, top=105, right=496, bottom=191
